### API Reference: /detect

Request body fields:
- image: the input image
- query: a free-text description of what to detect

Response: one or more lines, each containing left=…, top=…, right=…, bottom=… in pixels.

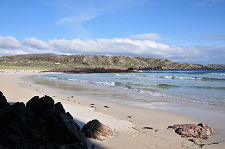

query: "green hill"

left=0, top=53, right=223, bottom=71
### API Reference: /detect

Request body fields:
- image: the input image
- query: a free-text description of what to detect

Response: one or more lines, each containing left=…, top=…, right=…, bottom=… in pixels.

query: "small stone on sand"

left=142, top=127, right=153, bottom=130
left=189, top=138, right=200, bottom=145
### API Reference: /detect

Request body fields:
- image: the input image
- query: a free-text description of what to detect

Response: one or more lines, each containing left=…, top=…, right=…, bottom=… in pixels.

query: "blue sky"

left=0, top=0, right=225, bottom=64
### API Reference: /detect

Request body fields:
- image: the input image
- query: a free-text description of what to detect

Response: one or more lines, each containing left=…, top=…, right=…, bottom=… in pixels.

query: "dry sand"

left=0, top=70, right=224, bottom=149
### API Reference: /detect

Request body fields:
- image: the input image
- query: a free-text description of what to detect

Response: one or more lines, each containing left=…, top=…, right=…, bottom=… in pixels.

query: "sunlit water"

left=37, top=70, right=225, bottom=107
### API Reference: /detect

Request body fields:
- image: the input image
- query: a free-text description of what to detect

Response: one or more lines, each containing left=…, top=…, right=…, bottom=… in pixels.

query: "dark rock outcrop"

left=0, top=91, right=9, bottom=117
left=0, top=91, right=87, bottom=149
left=82, top=119, right=114, bottom=140
left=172, top=123, right=215, bottom=140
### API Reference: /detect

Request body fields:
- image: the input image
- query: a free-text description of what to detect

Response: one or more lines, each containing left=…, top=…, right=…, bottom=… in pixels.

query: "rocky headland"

left=0, top=54, right=224, bottom=73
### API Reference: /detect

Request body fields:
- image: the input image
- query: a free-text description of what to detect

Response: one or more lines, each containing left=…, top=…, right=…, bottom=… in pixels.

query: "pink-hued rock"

left=172, top=123, right=215, bottom=140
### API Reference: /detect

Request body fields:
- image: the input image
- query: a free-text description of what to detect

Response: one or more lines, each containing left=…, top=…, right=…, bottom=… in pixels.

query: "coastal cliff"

left=0, top=54, right=224, bottom=72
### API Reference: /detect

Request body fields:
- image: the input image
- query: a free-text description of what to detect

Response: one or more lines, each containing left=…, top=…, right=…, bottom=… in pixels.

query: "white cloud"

left=0, top=36, right=26, bottom=56
left=0, top=49, right=27, bottom=56
left=46, top=38, right=171, bottom=57
left=20, top=37, right=225, bottom=64
left=23, top=38, right=51, bottom=50
left=0, top=35, right=225, bottom=64
left=129, top=33, right=161, bottom=40
left=55, top=14, right=97, bottom=25
left=0, top=36, right=22, bottom=49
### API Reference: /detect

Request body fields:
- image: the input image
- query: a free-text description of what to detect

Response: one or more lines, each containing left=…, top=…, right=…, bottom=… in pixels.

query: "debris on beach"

left=89, top=104, right=96, bottom=109
left=82, top=119, right=114, bottom=140
left=142, top=126, right=153, bottom=130
left=172, top=123, right=215, bottom=140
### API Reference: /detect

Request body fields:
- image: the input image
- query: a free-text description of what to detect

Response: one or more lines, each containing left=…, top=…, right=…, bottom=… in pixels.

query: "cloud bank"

left=0, top=35, right=225, bottom=64
left=0, top=36, right=27, bottom=56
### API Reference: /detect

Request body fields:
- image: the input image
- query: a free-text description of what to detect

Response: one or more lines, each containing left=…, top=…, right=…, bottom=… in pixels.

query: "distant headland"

left=0, top=54, right=224, bottom=73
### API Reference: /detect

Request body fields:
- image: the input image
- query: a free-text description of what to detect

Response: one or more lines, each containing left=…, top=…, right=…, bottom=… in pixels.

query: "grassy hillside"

left=0, top=53, right=219, bottom=70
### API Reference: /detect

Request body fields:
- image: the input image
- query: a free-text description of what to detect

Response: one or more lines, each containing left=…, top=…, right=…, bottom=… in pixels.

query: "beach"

left=0, top=70, right=224, bottom=149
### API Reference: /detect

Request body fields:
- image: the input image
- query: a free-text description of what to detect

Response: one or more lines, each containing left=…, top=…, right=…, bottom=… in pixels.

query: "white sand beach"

left=0, top=70, right=224, bottom=149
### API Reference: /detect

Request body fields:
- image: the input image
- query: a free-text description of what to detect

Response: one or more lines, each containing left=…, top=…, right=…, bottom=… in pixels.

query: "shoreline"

left=33, top=72, right=225, bottom=144
left=43, top=68, right=225, bottom=74
left=0, top=69, right=224, bottom=148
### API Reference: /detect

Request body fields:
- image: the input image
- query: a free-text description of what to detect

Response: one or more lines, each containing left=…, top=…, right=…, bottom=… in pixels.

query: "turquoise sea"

left=38, top=69, right=225, bottom=108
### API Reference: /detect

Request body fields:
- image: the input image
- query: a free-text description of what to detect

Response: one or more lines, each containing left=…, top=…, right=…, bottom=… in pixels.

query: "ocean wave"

left=188, top=72, right=206, bottom=75
left=164, top=76, right=175, bottom=79
left=124, top=84, right=133, bottom=89
left=127, top=83, right=151, bottom=87
left=119, top=77, right=130, bottom=80
left=172, top=96, right=225, bottom=107
left=79, top=80, right=89, bottom=83
left=201, top=77, right=225, bottom=81
left=210, top=73, right=225, bottom=76
left=45, top=76, right=58, bottom=80
left=145, top=75, right=195, bottom=80
left=114, top=82, right=122, bottom=86
left=132, top=88, right=164, bottom=97
left=194, top=86, right=225, bottom=90
left=96, top=81, right=115, bottom=86
left=163, top=75, right=201, bottom=80
left=38, top=74, right=225, bottom=108
left=160, top=75, right=225, bottom=81
left=156, top=84, right=179, bottom=89
left=95, top=81, right=122, bottom=87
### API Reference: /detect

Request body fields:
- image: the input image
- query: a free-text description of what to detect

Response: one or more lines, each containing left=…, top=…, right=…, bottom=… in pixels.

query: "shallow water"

left=38, top=70, right=225, bottom=107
